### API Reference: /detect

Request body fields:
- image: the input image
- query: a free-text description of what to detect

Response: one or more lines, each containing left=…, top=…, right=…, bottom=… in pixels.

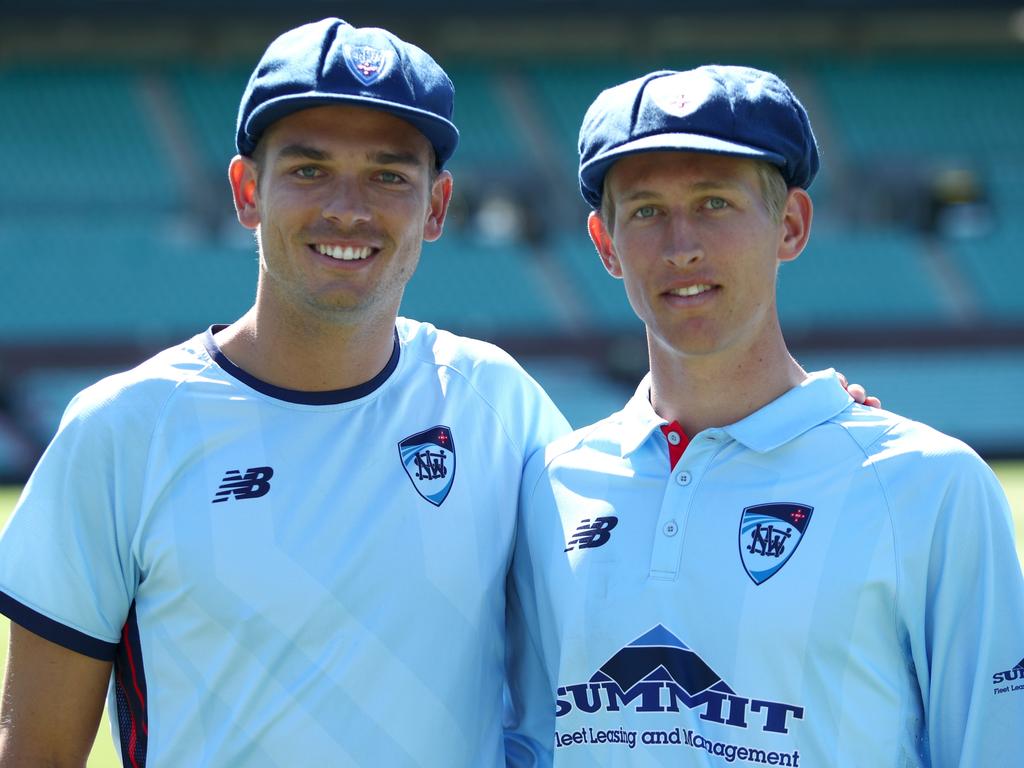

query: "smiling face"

left=229, top=104, right=452, bottom=330
left=590, top=151, right=811, bottom=365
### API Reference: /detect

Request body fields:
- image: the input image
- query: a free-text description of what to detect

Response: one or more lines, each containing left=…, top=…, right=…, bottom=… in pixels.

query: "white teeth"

left=670, top=284, right=713, bottom=297
left=315, top=244, right=373, bottom=261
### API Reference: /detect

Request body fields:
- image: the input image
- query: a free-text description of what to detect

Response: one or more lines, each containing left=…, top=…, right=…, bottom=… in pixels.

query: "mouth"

left=311, top=243, right=377, bottom=261
left=666, top=283, right=716, bottom=298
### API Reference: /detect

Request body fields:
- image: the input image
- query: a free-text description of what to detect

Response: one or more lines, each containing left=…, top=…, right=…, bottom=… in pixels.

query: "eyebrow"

left=274, top=144, right=425, bottom=168
left=370, top=150, right=424, bottom=167
left=276, top=144, right=330, bottom=161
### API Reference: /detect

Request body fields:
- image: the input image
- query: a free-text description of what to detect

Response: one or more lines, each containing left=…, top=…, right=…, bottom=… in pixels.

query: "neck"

left=647, top=328, right=806, bottom=437
left=215, top=305, right=397, bottom=393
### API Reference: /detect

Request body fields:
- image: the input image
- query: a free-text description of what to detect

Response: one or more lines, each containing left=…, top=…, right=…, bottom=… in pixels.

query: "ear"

left=422, top=170, right=454, bottom=242
left=229, top=155, right=260, bottom=230
left=777, top=188, right=813, bottom=264
left=588, top=211, right=623, bottom=279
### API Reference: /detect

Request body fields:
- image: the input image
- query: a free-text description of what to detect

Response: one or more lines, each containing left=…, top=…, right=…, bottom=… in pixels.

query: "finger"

left=846, top=383, right=867, bottom=404
left=864, top=396, right=882, bottom=409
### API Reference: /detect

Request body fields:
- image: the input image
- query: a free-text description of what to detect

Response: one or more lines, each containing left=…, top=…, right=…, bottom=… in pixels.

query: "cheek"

left=617, top=262, right=656, bottom=318
left=257, top=188, right=303, bottom=224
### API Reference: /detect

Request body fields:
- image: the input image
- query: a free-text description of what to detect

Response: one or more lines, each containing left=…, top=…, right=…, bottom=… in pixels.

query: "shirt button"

left=663, top=520, right=678, bottom=536
left=675, top=471, right=692, bottom=486
left=666, top=431, right=681, bottom=446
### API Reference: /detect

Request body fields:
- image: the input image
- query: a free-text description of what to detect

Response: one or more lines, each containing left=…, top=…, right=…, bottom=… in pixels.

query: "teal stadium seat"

left=550, top=231, right=641, bottom=332
left=947, top=161, right=1024, bottom=321
left=438, top=64, right=530, bottom=174
left=817, top=54, right=1024, bottom=161
left=778, top=225, right=954, bottom=330
left=401, top=233, right=566, bottom=335
left=172, top=64, right=253, bottom=177
left=0, top=216, right=255, bottom=342
left=0, top=66, right=181, bottom=210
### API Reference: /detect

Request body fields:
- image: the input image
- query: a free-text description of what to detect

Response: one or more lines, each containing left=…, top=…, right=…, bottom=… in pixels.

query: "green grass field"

left=1, top=466, right=1023, bottom=766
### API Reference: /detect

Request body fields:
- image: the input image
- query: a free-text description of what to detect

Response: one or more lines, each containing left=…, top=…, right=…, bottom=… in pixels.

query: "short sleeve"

left=504, top=444, right=566, bottom=768
left=0, top=383, right=148, bottom=660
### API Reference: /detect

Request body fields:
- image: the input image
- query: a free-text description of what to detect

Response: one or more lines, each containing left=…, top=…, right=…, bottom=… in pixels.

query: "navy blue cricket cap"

left=236, top=18, right=459, bottom=168
left=578, top=65, right=819, bottom=208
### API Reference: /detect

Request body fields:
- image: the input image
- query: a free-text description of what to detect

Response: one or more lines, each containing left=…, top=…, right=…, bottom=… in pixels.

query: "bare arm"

left=0, top=622, right=112, bottom=768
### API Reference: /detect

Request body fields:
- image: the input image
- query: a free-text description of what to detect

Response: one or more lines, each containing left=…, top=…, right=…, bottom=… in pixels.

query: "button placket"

left=650, top=434, right=725, bottom=579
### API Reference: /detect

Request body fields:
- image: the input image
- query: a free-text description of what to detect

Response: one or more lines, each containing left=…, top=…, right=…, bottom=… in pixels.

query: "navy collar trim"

left=203, top=325, right=400, bottom=405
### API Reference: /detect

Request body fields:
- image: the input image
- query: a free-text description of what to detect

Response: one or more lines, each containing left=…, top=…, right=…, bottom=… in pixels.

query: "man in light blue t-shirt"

left=507, top=66, right=1024, bottom=767
left=0, top=19, right=570, bottom=767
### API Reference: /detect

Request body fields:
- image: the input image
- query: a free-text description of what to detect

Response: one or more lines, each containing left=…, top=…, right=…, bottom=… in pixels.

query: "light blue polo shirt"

left=0, top=317, right=570, bottom=767
left=509, top=369, right=1024, bottom=767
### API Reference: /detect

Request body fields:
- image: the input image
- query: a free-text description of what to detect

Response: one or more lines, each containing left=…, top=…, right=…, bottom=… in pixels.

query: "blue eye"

left=378, top=171, right=406, bottom=184
left=704, top=197, right=729, bottom=210
left=294, top=166, right=322, bottom=179
left=633, top=205, right=657, bottom=219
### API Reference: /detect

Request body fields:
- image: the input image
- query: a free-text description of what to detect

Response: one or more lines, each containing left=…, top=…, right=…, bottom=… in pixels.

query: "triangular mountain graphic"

left=596, top=624, right=733, bottom=696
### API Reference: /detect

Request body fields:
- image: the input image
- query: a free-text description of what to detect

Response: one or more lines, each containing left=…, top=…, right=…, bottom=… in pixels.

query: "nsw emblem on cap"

left=648, top=70, right=715, bottom=118
left=343, top=44, right=394, bottom=86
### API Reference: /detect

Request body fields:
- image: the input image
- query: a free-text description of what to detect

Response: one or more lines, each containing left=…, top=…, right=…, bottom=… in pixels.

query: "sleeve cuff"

left=0, top=591, right=118, bottom=661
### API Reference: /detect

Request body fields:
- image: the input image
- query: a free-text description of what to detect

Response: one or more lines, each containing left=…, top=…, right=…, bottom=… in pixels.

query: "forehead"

left=605, top=151, right=762, bottom=198
left=258, top=104, right=433, bottom=162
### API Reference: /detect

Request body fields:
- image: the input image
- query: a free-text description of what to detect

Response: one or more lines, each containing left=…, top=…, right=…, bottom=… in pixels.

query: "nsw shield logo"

left=738, top=503, right=813, bottom=585
left=343, top=44, right=394, bottom=85
left=398, top=426, right=455, bottom=507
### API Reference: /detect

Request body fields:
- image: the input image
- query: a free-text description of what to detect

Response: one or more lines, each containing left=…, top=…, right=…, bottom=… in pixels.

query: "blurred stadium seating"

left=0, top=216, right=255, bottom=342
left=405, top=233, right=570, bottom=333
left=1, top=8, right=1022, bottom=480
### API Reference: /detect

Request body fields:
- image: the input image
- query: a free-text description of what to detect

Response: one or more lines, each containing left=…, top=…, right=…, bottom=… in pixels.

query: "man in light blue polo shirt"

left=507, top=65, right=1024, bottom=767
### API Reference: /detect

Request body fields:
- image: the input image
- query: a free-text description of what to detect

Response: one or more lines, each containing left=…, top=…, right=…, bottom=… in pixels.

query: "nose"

left=664, top=215, right=703, bottom=267
left=321, top=176, right=372, bottom=228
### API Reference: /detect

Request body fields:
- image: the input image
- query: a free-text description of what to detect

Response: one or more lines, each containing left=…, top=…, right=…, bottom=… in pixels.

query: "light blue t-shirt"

left=509, top=370, right=1024, bottom=767
left=0, top=317, right=570, bottom=767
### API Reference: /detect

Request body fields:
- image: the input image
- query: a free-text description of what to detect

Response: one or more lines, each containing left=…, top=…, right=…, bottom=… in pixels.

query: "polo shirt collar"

left=723, top=369, right=853, bottom=453
left=618, top=372, right=670, bottom=457
left=618, top=369, right=853, bottom=458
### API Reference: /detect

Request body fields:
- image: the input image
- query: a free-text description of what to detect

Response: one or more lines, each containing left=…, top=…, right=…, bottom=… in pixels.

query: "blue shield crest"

left=398, top=426, right=455, bottom=507
left=343, top=44, right=394, bottom=86
left=738, top=503, right=813, bottom=585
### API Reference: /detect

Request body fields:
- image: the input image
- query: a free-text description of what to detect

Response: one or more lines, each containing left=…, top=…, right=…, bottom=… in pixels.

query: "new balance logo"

left=212, top=466, right=274, bottom=503
left=565, top=516, right=618, bottom=551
